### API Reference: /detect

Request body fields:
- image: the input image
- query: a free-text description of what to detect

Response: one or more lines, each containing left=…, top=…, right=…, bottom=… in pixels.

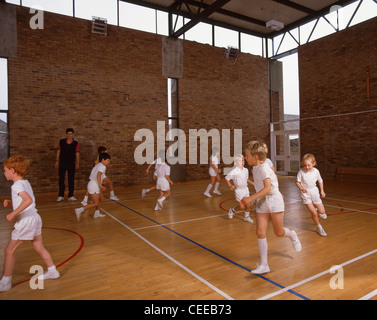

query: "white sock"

left=159, top=196, right=166, bottom=202
left=205, top=184, right=213, bottom=193
left=244, top=212, right=250, bottom=217
left=47, top=265, right=56, bottom=272
left=110, top=191, right=115, bottom=196
left=214, top=182, right=220, bottom=191
left=83, top=196, right=88, bottom=202
left=283, top=227, right=296, bottom=241
left=0, top=276, right=12, bottom=285
left=257, top=238, right=268, bottom=266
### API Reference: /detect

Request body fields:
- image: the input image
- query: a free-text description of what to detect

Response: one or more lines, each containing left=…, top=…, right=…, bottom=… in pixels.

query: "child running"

left=244, top=141, right=301, bottom=275
left=75, top=153, right=111, bottom=221
left=204, top=148, right=221, bottom=197
left=225, top=154, right=254, bottom=223
left=154, top=155, right=173, bottom=211
left=81, top=146, right=119, bottom=205
left=1, top=156, right=60, bottom=292
left=296, top=153, right=327, bottom=237
left=142, top=150, right=164, bottom=198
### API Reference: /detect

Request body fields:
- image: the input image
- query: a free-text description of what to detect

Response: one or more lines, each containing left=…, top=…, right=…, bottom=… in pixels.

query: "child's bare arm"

left=6, top=191, right=32, bottom=222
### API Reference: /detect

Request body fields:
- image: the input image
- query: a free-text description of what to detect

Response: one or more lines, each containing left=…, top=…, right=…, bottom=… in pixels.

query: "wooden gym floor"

left=0, top=176, right=376, bottom=300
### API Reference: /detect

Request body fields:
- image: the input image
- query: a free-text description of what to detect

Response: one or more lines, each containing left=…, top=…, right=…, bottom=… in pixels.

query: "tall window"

left=0, top=58, right=9, bottom=163
left=167, top=78, right=178, bottom=157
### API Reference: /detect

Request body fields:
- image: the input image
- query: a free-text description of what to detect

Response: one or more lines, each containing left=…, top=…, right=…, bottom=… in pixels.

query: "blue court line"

left=111, top=199, right=310, bottom=300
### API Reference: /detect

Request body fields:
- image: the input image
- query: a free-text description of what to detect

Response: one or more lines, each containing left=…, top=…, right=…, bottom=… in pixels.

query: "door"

left=271, top=128, right=300, bottom=175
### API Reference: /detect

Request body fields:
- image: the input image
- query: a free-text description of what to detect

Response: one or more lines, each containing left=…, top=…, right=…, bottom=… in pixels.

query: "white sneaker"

left=75, top=207, right=84, bottom=221
left=317, top=225, right=327, bottom=237
left=244, top=215, right=254, bottom=223
left=251, top=264, right=270, bottom=275
left=110, top=195, right=119, bottom=201
left=142, top=189, right=148, bottom=198
left=0, top=282, right=11, bottom=292
left=57, top=196, right=64, bottom=202
left=93, top=211, right=105, bottom=219
left=81, top=200, right=88, bottom=206
left=37, top=269, right=60, bottom=281
left=228, top=207, right=235, bottom=219
left=213, top=190, right=222, bottom=195
left=204, top=192, right=212, bottom=198
left=68, top=196, right=77, bottom=201
left=291, top=231, right=302, bottom=252
left=319, top=213, right=327, bottom=219
left=154, top=203, right=161, bottom=211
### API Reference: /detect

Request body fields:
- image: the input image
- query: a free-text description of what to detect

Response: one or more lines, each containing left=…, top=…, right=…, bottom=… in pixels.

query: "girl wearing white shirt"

left=204, top=148, right=221, bottom=197
left=296, top=154, right=327, bottom=237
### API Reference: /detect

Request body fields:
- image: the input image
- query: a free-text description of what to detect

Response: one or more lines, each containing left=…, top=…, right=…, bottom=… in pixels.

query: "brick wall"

left=6, top=6, right=270, bottom=194
left=298, top=17, right=377, bottom=177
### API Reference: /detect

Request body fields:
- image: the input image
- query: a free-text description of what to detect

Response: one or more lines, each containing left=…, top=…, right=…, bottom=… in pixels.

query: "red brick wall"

left=298, top=17, right=377, bottom=177
left=7, top=7, right=269, bottom=194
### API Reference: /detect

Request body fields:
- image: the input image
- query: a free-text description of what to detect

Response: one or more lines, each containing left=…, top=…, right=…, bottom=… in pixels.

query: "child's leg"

left=241, top=198, right=253, bottom=223
left=315, top=203, right=327, bottom=217
left=305, top=202, right=320, bottom=225
left=93, top=192, right=106, bottom=218
left=270, top=212, right=302, bottom=252
left=2, top=240, right=23, bottom=277
left=251, top=213, right=270, bottom=273
left=32, top=235, right=54, bottom=268
left=33, top=235, right=60, bottom=279
left=213, top=174, right=221, bottom=194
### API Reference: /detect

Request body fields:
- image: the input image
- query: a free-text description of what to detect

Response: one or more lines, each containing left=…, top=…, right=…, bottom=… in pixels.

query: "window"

left=167, top=78, right=179, bottom=158
left=0, top=58, right=9, bottom=163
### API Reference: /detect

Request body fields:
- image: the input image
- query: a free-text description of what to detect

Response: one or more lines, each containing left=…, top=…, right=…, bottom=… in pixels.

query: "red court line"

left=12, top=227, right=85, bottom=287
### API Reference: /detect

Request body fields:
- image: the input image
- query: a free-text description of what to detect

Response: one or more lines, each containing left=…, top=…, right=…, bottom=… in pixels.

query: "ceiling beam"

left=272, top=0, right=315, bottom=15
left=171, top=0, right=232, bottom=38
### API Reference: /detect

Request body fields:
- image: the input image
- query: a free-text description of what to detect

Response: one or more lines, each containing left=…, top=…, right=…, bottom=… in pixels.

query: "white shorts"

left=87, top=180, right=100, bottom=194
left=12, top=212, right=42, bottom=240
left=209, top=166, right=218, bottom=177
left=300, top=187, right=322, bottom=205
left=256, top=192, right=285, bottom=214
left=235, top=187, right=250, bottom=203
left=156, top=177, right=170, bottom=191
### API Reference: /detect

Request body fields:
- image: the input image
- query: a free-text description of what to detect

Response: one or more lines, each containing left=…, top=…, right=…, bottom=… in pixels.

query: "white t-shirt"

left=89, top=162, right=107, bottom=184
left=225, top=167, right=249, bottom=189
left=11, top=179, right=37, bottom=214
left=156, top=163, right=170, bottom=179
left=296, top=167, right=323, bottom=190
left=253, top=162, right=279, bottom=195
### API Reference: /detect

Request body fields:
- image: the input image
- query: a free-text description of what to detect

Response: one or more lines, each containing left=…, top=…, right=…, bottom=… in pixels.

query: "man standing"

left=55, top=128, right=80, bottom=201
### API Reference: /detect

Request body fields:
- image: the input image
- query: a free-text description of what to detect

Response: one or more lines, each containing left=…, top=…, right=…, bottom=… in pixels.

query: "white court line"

left=325, top=197, right=377, bottom=207
left=133, top=213, right=228, bottom=230
left=100, top=208, right=234, bottom=300
left=258, top=248, right=377, bottom=300
left=359, top=289, right=377, bottom=300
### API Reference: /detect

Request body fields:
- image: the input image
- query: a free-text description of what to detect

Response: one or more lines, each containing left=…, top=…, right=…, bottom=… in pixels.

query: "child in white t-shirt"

left=154, top=157, right=174, bottom=210
left=204, top=148, right=221, bottom=197
left=1, top=156, right=60, bottom=292
left=244, top=141, right=301, bottom=275
left=225, top=154, right=254, bottom=223
left=142, top=150, right=164, bottom=198
left=296, top=153, right=327, bottom=237
left=75, top=153, right=111, bottom=221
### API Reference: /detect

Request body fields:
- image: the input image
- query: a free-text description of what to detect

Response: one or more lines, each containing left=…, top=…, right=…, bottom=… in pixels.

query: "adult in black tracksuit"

left=55, top=128, right=80, bottom=201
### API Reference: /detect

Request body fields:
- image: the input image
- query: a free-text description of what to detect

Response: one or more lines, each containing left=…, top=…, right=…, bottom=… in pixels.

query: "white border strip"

left=101, top=208, right=234, bottom=300
left=258, top=248, right=377, bottom=300
left=359, top=289, right=377, bottom=300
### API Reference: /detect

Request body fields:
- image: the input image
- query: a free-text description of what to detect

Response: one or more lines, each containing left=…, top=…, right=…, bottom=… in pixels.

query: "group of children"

left=0, top=140, right=328, bottom=292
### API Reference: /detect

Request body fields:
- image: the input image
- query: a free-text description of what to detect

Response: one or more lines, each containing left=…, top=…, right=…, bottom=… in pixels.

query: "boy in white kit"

left=75, top=153, right=111, bottom=221
left=225, top=154, right=254, bottom=223
left=296, top=153, right=327, bottom=237
left=1, top=156, right=60, bottom=292
left=154, top=156, right=174, bottom=210
left=244, top=141, right=301, bottom=275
